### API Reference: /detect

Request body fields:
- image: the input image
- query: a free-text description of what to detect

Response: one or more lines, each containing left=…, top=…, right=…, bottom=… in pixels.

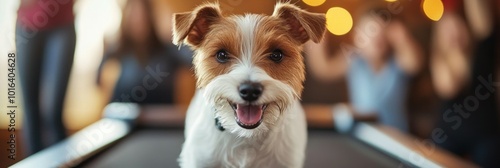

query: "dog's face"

left=173, top=3, right=325, bottom=137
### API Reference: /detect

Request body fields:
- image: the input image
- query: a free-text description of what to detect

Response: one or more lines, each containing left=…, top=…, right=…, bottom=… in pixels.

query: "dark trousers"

left=16, top=23, right=76, bottom=155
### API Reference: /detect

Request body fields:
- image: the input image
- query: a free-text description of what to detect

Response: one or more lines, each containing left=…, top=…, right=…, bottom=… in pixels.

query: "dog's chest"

left=208, top=137, right=288, bottom=168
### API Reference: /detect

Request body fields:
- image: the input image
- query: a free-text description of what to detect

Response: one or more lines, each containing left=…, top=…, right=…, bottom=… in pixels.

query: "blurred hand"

left=303, top=33, right=349, bottom=82
left=434, top=13, right=469, bottom=54
left=385, top=20, right=423, bottom=75
left=386, top=21, right=407, bottom=45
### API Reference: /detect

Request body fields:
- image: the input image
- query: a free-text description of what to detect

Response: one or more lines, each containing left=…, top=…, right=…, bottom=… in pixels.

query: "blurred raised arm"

left=430, top=13, right=471, bottom=99
left=386, top=21, right=424, bottom=75
left=303, top=35, right=350, bottom=82
left=464, top=0, right=493, bottom=40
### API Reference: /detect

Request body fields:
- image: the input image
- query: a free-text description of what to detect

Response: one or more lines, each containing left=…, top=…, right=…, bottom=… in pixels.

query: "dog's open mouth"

left=230, top=102, right=268, bottom=129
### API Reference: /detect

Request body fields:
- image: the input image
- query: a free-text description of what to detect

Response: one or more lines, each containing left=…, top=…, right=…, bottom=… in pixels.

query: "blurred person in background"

left=16, top=0, right=76, bottom=155
left=97, top=0, right=192, bottom=105
left=430, top=0, right=500, bottom=167
left=304, top=6, right=423, bottom=132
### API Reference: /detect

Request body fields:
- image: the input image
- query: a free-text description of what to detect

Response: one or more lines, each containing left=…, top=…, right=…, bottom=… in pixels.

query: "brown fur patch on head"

left=193, top=14, right=307, bottom=96
left=192, top=18, right=240, bottom=88
left=251, top=16, right=306, bottom=96
left=172, top=3, right=326, bottom=95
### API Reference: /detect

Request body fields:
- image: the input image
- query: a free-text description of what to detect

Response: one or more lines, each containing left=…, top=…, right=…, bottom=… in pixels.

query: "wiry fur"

left=172, top=2, right=325, bottom=168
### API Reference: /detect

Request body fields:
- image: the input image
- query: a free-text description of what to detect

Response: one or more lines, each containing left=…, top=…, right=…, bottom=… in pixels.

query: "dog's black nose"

left=238, top=82, right=263, bottom=102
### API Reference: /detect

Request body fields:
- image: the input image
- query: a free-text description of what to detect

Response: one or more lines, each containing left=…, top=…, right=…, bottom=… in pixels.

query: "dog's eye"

left=269, top=49, right=283, bottom=63
left=216, top=50, right=230, bottom=63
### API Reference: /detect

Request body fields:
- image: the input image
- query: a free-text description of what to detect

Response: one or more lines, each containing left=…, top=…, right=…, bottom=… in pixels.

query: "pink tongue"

left=236, top=104, right=263, bottom=125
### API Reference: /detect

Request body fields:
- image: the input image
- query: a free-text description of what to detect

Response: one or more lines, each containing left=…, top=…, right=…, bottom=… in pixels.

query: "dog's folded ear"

left=272, top=3, right=326, bottom=44
left=172, top=3, right=221, bottom=47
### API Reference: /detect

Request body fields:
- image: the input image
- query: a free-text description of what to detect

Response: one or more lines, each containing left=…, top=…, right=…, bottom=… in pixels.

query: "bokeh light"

left=302, top=0, right=326, bottom=7
left=422, top=0, right=444, bottom=21
left=326, top=7, right=353, bottom=36
left=385, top=0, right=398, bottom=2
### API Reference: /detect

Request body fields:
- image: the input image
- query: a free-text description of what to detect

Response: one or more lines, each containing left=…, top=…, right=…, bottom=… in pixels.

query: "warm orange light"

left=326, top=7, right=353, bottom=36
left=422, top=0, right=444, bottom=21
left=302, top=0, right=326, bottom=7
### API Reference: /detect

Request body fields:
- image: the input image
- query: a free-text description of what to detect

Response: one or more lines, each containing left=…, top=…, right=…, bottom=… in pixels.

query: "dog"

left=172, top=2, right=325, bottom=167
